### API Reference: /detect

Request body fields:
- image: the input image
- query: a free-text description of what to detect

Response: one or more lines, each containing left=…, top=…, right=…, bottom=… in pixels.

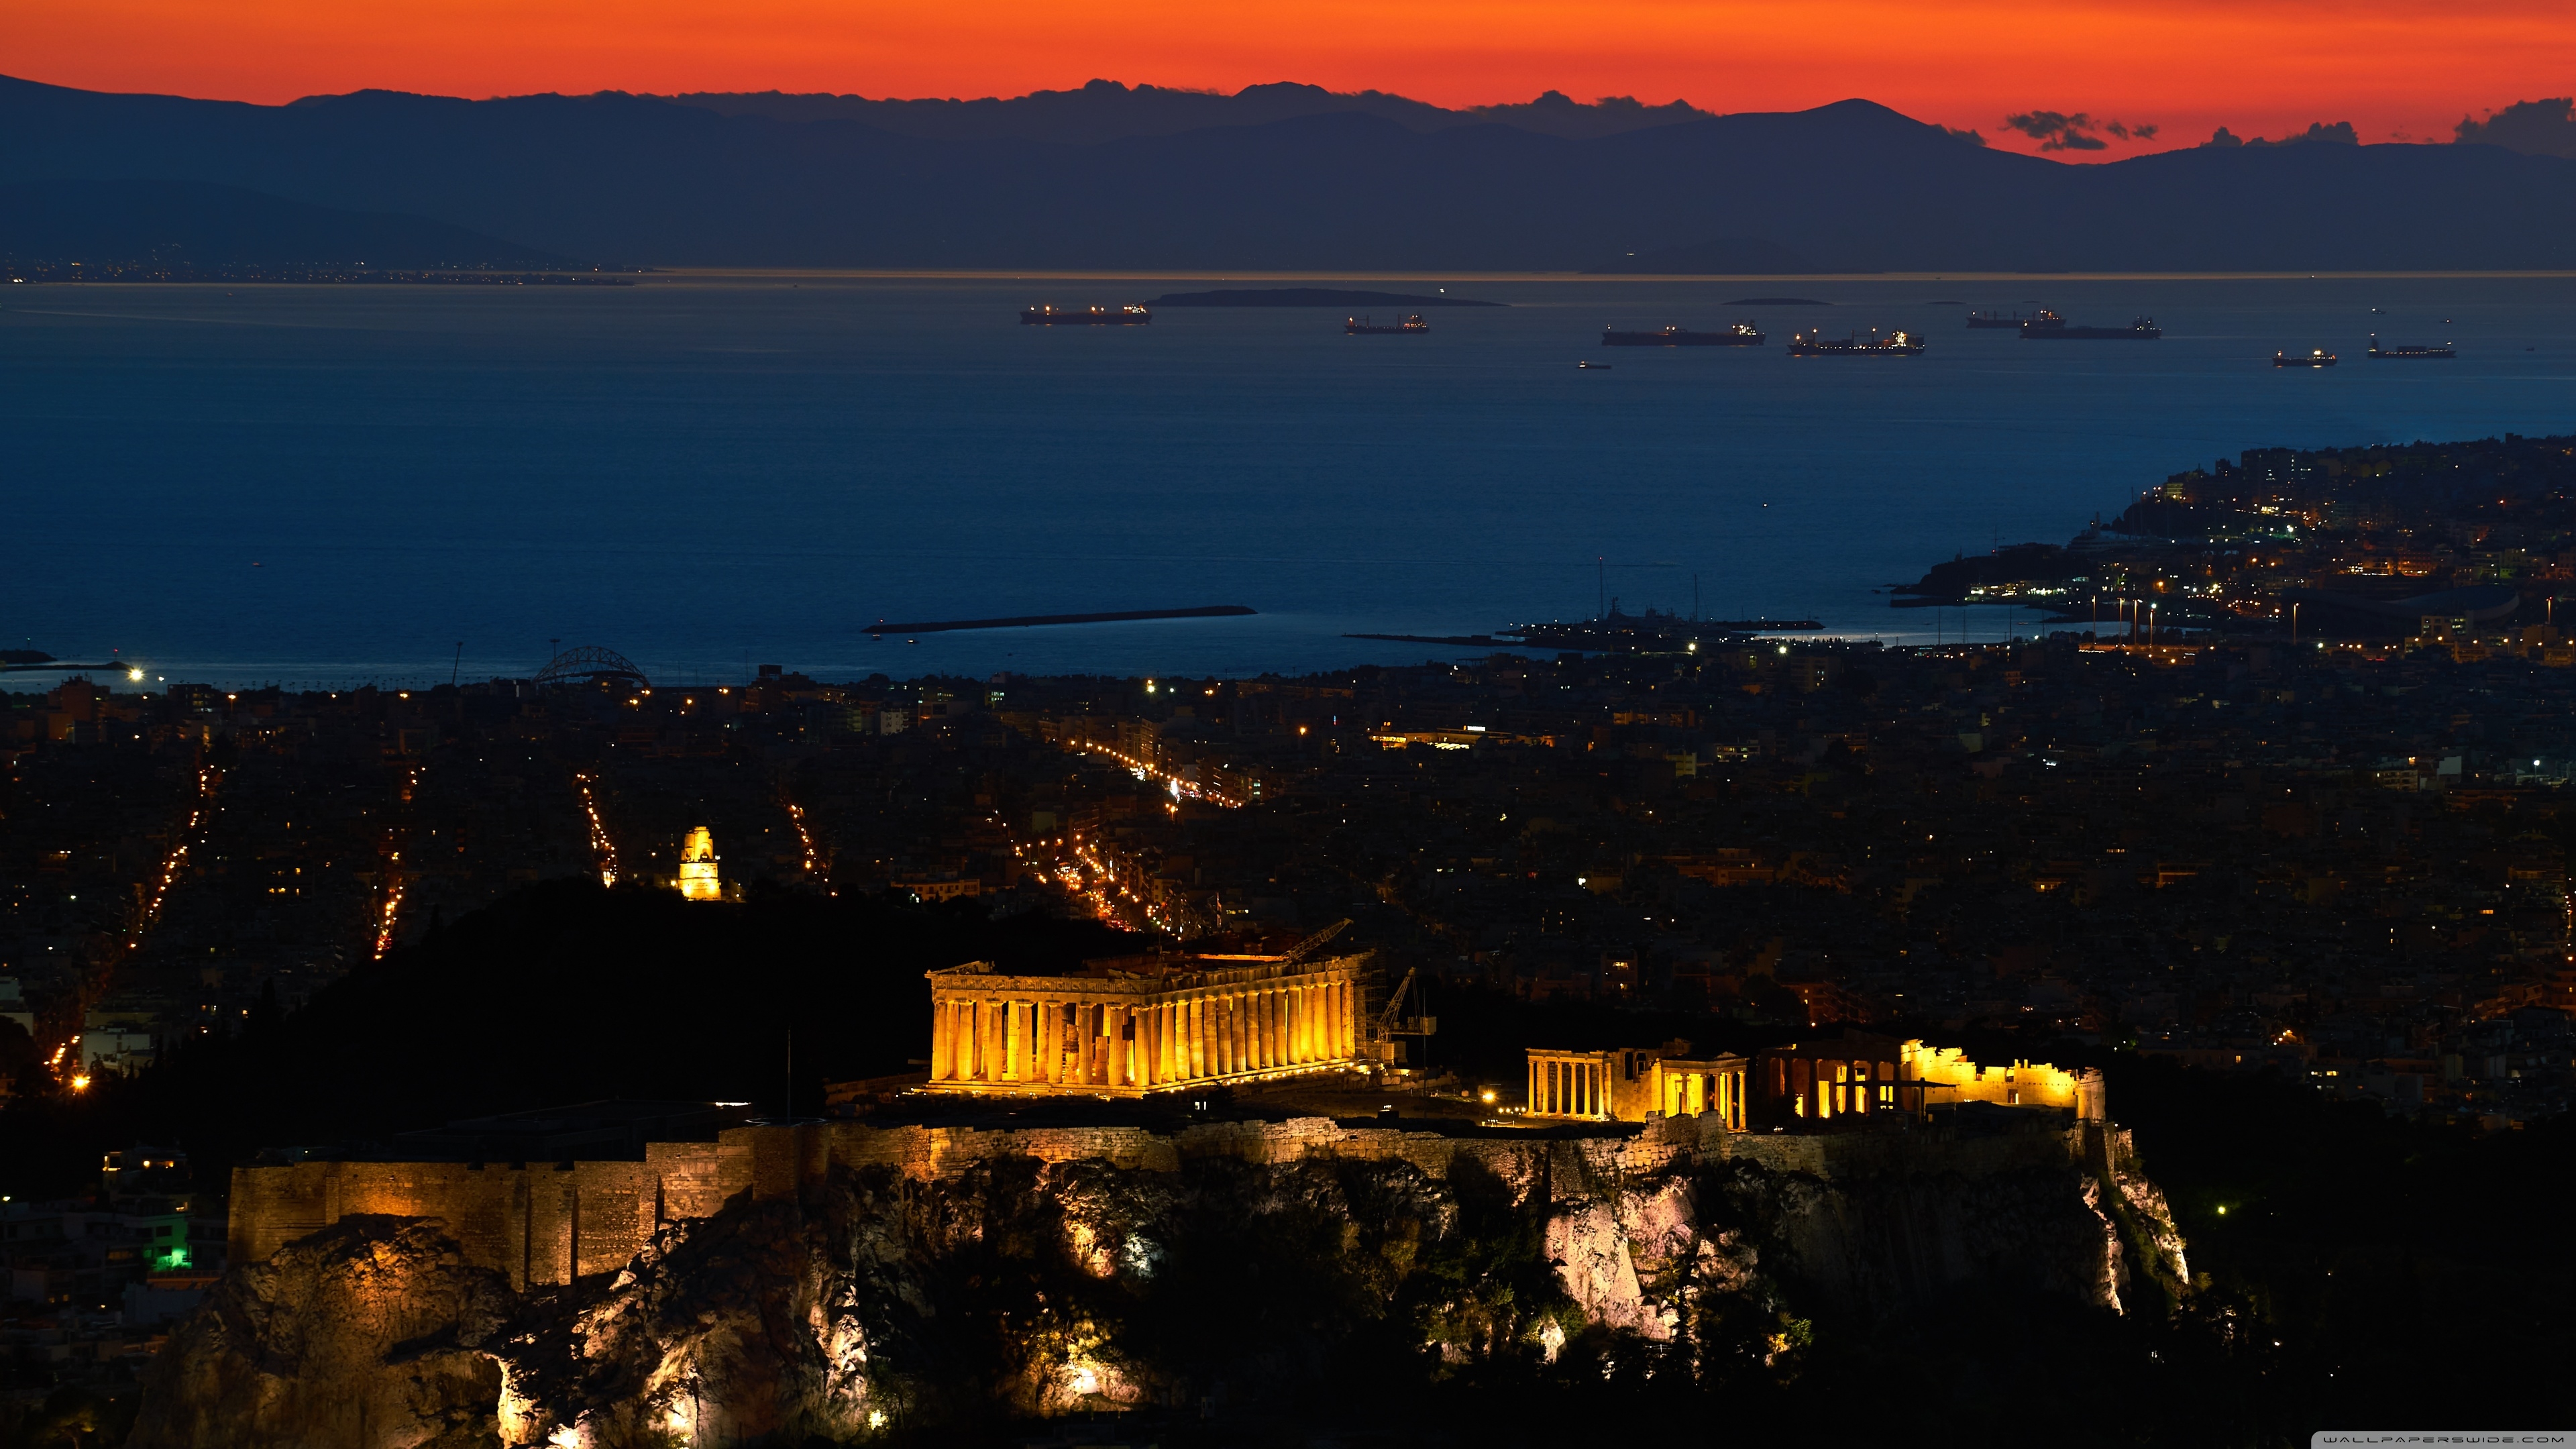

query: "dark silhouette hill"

left=0, top=176, right=567, bottom=266
left=6, top=74, right=2573, bottom=270
left=665, top=76, right=1715, bottom=143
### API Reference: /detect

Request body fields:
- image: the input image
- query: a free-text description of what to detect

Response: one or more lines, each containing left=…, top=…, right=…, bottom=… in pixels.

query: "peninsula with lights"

left=1893, top=432, right=2576, bottom=655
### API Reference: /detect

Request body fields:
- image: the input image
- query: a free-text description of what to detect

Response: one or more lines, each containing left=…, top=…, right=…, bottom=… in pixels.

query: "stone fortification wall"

left=169, top=1111, right=2185, bottom=1448
left=226, top=1139, right=755, bottom=1292
left=230, top=1112, right=2092, bottom=1290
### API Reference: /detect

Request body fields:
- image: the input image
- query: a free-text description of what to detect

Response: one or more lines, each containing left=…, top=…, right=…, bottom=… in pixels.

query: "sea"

left=7, top=272, right=2575, bottom=690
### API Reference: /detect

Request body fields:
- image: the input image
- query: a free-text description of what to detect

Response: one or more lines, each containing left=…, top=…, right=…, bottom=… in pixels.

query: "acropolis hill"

left=170, top=1092, right=2184, bottom=1447
left=156, top=955, right=2180, bottom=1449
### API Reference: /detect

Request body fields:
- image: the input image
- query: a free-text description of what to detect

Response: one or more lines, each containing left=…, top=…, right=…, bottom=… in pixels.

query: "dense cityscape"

left=3, top=433, right=2575, bottom=1443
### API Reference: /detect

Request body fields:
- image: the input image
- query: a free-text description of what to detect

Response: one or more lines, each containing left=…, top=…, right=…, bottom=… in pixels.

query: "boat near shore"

left=1347, top=314, right=1430, bottom=335
left=2275, top=348, right=2339, bottom=368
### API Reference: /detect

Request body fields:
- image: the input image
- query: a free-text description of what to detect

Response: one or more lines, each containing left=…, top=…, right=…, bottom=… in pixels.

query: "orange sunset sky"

left=13, top=0, right=2573, bottom=158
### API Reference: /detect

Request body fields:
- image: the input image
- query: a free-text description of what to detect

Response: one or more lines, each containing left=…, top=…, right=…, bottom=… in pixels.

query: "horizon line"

left=649, top=268, right=2576, bottom=283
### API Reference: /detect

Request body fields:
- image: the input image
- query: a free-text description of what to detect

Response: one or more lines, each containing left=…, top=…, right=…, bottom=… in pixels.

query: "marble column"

left=930, top=1001, right=952, bottom=1081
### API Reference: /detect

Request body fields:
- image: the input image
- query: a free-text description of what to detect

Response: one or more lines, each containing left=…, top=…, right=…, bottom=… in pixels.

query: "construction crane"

left=1279, top=918, right=1350, bottom=965
left=1376, top=966, right=1419, bottom=1037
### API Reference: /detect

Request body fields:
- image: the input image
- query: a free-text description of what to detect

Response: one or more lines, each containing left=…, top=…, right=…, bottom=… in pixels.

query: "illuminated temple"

left=676, top=826, right=722, bottom=902
left=922, top=945, right=1370, bottom=1097
left=1525, top=1030, right=2105, bottom=1129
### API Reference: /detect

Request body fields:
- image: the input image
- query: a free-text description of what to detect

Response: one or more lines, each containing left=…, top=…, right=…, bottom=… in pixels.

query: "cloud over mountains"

left=2000, top=111, right=2159, bottom=152
left=2455, top=97, right=2576, bottom=158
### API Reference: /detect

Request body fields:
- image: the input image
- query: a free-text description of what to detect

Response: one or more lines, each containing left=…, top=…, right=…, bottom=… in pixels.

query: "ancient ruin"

left=920, top=945, right=1369, bottom=1097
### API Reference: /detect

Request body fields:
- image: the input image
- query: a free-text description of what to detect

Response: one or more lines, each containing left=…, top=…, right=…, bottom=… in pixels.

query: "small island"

left=1145, top=287, right=1502, bottom=307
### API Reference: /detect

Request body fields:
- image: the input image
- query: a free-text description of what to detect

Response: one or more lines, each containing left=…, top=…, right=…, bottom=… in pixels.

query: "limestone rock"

left=133, top=1126, right=2190, bottom=1440
left=126, top=1214, right=513, bottom=1449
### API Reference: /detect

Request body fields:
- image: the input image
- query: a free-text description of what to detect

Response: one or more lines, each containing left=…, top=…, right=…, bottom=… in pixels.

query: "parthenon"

left=922, top=947, right=1369, bottom=1096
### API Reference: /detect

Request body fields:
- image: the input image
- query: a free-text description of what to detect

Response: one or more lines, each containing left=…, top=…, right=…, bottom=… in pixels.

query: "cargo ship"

left=1967, top=309, right=2038, bottom=328
left=2019, top=311, right=2161, bottom=339
left=2275, top=347, right=2338, bottom=368
left=1786, top=328, right=1925, bottom=356
left=2366, top=334, right=2455, bottom=360
left=1021, top=304, right=1152, bottom=325
left=1346, top=314, right=1430, bottom=335
left=1600, top=321, right=1765, bottom=346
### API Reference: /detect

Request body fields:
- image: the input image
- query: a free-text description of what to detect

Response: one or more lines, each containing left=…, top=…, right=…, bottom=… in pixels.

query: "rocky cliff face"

left=130, top=1122, right=2186, bottom=1447
left=125, top=1216, right=514, bottom=1448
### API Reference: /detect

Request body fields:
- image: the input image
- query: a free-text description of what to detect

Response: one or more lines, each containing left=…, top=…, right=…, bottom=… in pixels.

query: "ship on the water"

left=1344, top=600, right=1822, bottom=653
left=1022, top=304, right=1152, bottom=325
left=2275, top=347, right=2339, bottom=368
left=2019, top=310, right=2162, bottom=339
left=1967, top=309, right=2039, bottom=328
left=2367, top=334, right=2455, bottom=360
left=1786, top=328, right=1925, bottom=356
left=1600, top=321, right=1765, bottom=346
left=1347, top=314, right=1430, bottom=335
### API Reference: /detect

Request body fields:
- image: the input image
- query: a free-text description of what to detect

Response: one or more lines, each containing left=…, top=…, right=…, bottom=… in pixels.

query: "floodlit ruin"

left=1524, top=1030, right=2103, bottom=1130
left=921, top=945, right=1370, bottom=1097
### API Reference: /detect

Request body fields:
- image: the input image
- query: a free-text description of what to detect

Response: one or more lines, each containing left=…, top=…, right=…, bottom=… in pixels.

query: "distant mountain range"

left=5, top=73, right=2573, bottom=272
left=664, top=78, right=1716, bottom=144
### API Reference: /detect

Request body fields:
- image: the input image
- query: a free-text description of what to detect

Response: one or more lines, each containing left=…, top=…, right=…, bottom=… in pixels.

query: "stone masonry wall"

left=229, top=1112, right=2095, bottom=1291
